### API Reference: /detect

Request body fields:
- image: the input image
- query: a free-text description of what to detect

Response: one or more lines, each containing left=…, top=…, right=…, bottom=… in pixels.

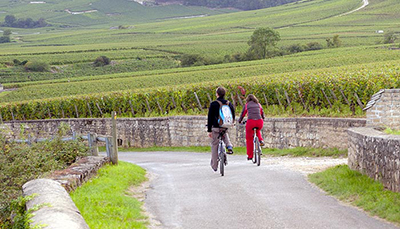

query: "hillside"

left=158, top=0, right=301, bottom=10
left=0, top=0, right=237, bottom=27
left=1, top=0, right=400, bottom=120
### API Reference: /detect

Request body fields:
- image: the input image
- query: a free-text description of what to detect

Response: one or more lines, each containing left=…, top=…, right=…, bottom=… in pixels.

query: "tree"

left=327, top=35, right=342, bottom=48
left=0, top=36, right=10, bottom=43
left=332, top=35, right=342, bottom=47
left=247, top=27, right=280, bottom=59
left=3, top=29, right=11, bottom=36
left=94, top=56, right=111, bottom=67
left=383, top=31, right=397, bottom=44
left=4, top=15, right=16, bottom=26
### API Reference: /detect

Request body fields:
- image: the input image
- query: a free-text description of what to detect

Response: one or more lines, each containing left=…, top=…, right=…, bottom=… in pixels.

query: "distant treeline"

left=2, top=15, right=48, bottom=28
left=156, top=0, right=300, bottom=10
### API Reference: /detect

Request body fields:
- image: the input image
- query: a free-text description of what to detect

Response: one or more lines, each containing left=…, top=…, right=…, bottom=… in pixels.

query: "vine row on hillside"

left=1, top=68, right=400, bottom=121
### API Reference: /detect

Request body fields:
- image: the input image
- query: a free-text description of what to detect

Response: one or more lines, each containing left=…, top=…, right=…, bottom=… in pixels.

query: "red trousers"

left=246, top=119, right=264, bottom=158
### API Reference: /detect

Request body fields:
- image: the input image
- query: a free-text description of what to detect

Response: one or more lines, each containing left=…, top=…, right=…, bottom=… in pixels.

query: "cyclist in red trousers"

left=238, top=94, right=265, bottom=160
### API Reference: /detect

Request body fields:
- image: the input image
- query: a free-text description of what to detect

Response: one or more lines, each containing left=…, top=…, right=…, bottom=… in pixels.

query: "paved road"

left=119, top=152, right=399, bottom=229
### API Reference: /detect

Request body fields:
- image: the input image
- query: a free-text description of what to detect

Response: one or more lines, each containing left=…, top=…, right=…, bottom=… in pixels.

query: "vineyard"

left=2, top=46, right=400, bottom=103
left=1, top=59, right=400, bottom=122
left=1, top=0, right=400, bottom=121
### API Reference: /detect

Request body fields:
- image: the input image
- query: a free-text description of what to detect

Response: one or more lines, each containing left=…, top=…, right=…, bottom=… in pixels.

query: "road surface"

left=120, top=151, right=398, bottom=229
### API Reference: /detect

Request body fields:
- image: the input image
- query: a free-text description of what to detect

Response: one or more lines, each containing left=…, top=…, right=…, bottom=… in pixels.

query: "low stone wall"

left=348, top=127, right=400, bottom=192
left=4, top=116, right=366, bottom=150
left=23, top=156, right=110, bottom=228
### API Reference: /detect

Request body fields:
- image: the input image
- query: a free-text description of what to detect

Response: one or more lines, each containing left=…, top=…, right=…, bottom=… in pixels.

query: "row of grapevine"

left=1, top=68, right=400, bottom=122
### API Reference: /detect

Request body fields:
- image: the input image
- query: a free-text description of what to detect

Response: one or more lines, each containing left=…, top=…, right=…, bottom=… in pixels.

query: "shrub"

left=94, top=56, right=111, bottom=67
left=305, top=42, right=323, bottom=51
left=180, top=54, right=205, bottom=67
left=0, top=124, right=89, bottom=227
left=0, top=36, right=10, bottom=43
left=383, top=31, right=397, bottom=44
left=24, top=61, right=49, bottom=72
left=287, top=44, right=305, bottom=53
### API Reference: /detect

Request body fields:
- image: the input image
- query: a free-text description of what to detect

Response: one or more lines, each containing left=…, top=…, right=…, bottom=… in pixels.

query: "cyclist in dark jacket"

left=238, top=94, right=265, bottom=160
left=207, top=86, right=235, bottom=172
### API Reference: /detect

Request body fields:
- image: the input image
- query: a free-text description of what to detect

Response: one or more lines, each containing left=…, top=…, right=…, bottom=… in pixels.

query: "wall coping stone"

left=348, top=127, right=400, bottom=140
left=22, top=156, right=110, bottom=228
left=4, top=116, right=367, bottom=123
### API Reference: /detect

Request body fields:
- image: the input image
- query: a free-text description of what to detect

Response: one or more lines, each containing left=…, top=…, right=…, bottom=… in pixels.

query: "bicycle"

left=217, top=128, right=228, bottom=176
left=241, top=120, right=262, bottom=166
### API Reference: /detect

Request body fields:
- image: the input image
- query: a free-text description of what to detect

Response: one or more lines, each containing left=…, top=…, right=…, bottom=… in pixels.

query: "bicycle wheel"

left=256, top=141, right=261, bottom=166
left=219, top=152, right=225, bottom=176
left=252, top=137, right=258, bottom=164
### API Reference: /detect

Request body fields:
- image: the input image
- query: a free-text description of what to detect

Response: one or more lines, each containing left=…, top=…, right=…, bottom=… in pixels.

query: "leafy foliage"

left=2, top=15, right=48, bottom=28
left=93, top=56, right=111, bottom=67
left=383, top=31, right=397, bottom=44
left=0, top=125, right=89, bottom=227
left=247, top=27, right=281, bottom=59
left=24, top=61, right=50, bottom=72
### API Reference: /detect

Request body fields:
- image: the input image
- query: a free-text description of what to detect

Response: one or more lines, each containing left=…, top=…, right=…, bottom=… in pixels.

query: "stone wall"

left=4, top=116, right=366, bottom=150
left=23, top=156, right=109, bottom=228
left=348, top=127, right=400, bottom=192
left=366, top=89, right=400, bottom=129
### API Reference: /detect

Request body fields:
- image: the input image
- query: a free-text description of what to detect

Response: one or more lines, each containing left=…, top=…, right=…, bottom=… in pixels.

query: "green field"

left=1, top=0, right=400, bottom=120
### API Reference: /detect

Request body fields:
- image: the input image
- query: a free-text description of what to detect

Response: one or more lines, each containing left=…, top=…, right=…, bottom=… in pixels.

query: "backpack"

left=216, top=100, right=234, bottom=128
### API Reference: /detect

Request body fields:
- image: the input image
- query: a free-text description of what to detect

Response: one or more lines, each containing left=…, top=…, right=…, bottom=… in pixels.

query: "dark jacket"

left=207, top=97, right=235, bottom=132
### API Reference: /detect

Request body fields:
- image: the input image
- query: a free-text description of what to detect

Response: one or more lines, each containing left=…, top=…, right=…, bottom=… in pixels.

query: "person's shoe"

left=211, top=167, right=217, bottom=173
left=226, top=146, right=234, bottom=154
left=260, top=140, right=265, bottom=146
left=247, top=157, right=252, bottom=161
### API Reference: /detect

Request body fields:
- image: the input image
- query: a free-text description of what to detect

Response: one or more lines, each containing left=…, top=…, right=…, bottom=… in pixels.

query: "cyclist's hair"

left=216, top=87, right=226, bottom=98
left=246, top=94, right=259, bottom=104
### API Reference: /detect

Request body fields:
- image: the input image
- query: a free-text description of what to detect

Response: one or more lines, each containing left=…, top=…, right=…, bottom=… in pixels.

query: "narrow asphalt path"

left=119, top=152, right=398, bottom=229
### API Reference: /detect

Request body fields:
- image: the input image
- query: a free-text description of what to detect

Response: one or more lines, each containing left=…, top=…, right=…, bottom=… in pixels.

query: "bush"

left=287, top=44, right=305, bottom=53
left=94, top=56, right=111, bottom=67
left=0, top=36, right=10, bottom=43
left=13, top=59, right=28, bottom=66
left=180, top=54, right=205, bottom=67
left=0, top=124, right=89, bottom=227
left=383, top=31, right=397, bottom=44
left=305, top=42, right=323, bottom=51
left=24, top=61, right=49, bottom=72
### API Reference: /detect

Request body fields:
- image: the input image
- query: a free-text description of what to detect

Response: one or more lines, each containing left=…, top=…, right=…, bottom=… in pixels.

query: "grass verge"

left=101, top=146, right=347, bottom=157
left=309, top=165, right=400, bottom=225
left=70, top=161, right=147, bottom=229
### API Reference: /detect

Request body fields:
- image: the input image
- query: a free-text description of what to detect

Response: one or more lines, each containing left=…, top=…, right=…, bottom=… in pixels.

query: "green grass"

left=104, top=146, right=347, bottom=157
left=70, top=161, right=148, bottom=229
left=309, top=165, right=400, bottom=225
left=384, top=127, right=400, bottom=135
